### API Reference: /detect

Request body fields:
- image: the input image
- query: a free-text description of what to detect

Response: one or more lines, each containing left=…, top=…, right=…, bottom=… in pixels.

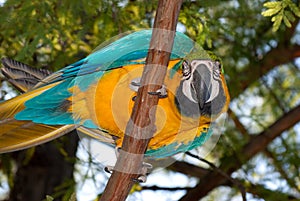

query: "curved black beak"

left=191, top=64, right=212, bottom=110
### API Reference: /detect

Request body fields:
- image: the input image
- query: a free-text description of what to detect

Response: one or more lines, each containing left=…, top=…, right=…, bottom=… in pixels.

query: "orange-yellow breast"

left=69, top=60, right=211, bottom=150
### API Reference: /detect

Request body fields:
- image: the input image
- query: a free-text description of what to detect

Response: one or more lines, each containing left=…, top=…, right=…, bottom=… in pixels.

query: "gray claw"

left=130, top=77, right=141, bottom=92
left=136, top=175, right=147, bottom=183
left=104, top=147, right=153, bottom=183
left=130, top=77, right=167, bottom=99
left=104, top=166, right=114, bottom=174
left=104, top=147, right=121, bottom=174
left=142, top=162, right=153, bottom=173
left=148, top=85, right=168, bottom=98
left=133, top=162, right=153, bottom=183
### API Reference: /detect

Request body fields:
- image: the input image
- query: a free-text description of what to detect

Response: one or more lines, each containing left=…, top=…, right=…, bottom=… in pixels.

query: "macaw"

left=0, top=30, right=230, bottom=160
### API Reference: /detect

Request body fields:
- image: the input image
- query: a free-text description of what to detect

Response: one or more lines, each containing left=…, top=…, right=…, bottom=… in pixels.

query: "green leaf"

left=272, top=14, right=283, bottom=32
left=23, top=147, right=35, bottom=165
left=283, top=15, right=292, bottom=27
left=285, top=10, right=296, bottom=22
left=289, top=2, right=300, bottom=17
left=263, top=1, right=281, bottom=9
left=261, top=6, right=282, bottom=17
left=67, top=193, right=76, bottom=201
left=45, top=195, right=54, bottom=201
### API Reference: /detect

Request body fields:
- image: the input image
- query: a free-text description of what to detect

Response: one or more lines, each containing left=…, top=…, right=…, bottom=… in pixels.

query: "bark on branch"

left=99, top=0, right=183, bottom=200
left=168, top=160, right=209, bottom=177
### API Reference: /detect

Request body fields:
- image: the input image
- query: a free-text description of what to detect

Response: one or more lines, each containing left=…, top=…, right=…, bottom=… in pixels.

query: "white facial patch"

left=205, top=79, right=220, bottom=103
left=182, top=79, right=198, bottom=103
left=182, top=60, right=221, bottom=104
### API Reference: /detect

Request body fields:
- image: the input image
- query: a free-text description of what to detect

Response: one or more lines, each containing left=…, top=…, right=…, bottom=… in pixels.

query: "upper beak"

left=191, top=64, right=211, bottom=110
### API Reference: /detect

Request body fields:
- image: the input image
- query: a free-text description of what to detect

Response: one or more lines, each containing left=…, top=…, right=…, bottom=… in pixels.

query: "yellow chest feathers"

left=69, top=60, right=211, bottom=149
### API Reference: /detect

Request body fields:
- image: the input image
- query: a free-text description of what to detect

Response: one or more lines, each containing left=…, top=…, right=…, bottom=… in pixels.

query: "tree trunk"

left=9, top=132, right=79, bottom=201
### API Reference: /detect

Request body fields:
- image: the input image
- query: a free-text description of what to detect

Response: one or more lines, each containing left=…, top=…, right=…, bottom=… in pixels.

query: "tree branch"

left=223, top=178, right=300, bottom=201
left=168, top=160, right=209, bottom=178
left=244, top=182, right=300, bottom=201
left=263, top=148, right=299, bottom=191
left=99, top=1, right=183, bottom=200
left=229, top=44, right=300, bottom=99
left=186, top=152, right=247, bottom=201
left=179, top=104, right=300, bottom=201
left=226, top=18, right=300, bottom=99
left=228, top=108, right=250, bottom=139
left=141, top=185, right=193, bottom=191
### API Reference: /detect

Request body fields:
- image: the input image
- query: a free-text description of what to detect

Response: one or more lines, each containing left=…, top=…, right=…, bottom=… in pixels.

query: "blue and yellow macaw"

left=0, top=30, right=230, bottom=159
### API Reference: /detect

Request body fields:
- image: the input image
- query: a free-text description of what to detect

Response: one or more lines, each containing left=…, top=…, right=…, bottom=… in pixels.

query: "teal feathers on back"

left=53, top=30, right=194, bottom=82
left=15, top=30, right=195, bottom=127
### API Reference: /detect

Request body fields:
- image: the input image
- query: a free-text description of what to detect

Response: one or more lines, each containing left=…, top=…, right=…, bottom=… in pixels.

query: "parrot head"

left=175, top=59, right=228, bottom=118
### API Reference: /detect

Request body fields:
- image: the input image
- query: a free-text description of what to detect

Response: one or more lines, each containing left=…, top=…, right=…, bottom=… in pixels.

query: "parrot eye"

left=215, top=60, right=222, bottom=74
left=182, top=60, right=191, bottom=80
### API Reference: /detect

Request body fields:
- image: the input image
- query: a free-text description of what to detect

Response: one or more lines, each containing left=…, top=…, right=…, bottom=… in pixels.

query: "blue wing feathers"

left=40, top=113, right=75, bottom=125
left=82, top=120, right=99, bottom=129
left=15, top=30, right=194, bottom=128
left=16, top=79, right=74, bottom=123
left=25, top=79, right=73, bottom=107
left=57, top=30, right=193, bottom=80
left=74, top=71, right=105, bottom=91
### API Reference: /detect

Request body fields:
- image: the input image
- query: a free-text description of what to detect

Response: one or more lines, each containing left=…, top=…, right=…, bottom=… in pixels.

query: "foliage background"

left=0, top=0, right=300, bottom=200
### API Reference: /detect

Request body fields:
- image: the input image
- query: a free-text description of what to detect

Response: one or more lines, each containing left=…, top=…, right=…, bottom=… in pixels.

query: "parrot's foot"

left=130, top=77, right=168, bottom=99
left=103, top=147, right=153, bottom=183
left=104, top=165, right=114, bottom=174
left=133, top=162, right=153, bottom=183
left=104, top=162, right=153, bottom=183
left=104, top=146, right=121, bottom=174
left=148, top=86, right=167, bottom=98
left=130, top=77, right=141, bottom=92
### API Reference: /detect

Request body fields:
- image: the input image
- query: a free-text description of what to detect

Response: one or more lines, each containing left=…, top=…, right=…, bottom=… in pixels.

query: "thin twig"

left=186, top=152, right=247, bottom=201
left=142, top=185, right=193, bottom=191
left=227, top=108, right=250, bottom=139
